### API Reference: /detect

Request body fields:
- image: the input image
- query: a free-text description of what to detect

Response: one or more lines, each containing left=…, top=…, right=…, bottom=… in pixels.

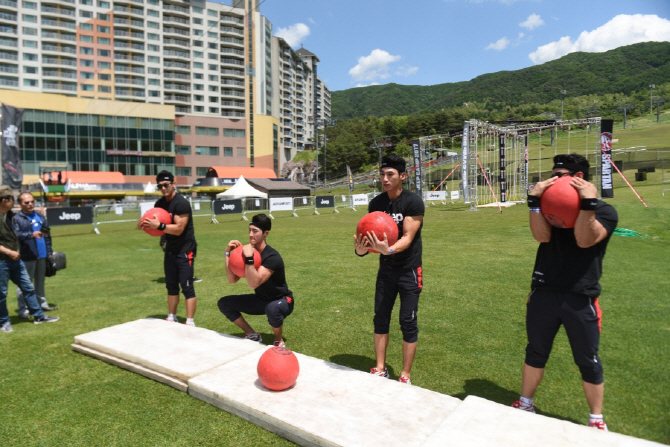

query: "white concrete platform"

left=72, top=318, right=265, bottom=389
left=188, top=350, right=461, bottom=447
left=421, top=395, right=659, bottom=447
left=72, top=320, right=663, bottom=447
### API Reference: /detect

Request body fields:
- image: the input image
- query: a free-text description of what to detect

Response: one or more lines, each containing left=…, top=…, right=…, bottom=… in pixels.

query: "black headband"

left=380, top=159, right=405, bottom=173
left=250, top=216, right=271, bottom=233
left=553, top=161, right=589, bottom=178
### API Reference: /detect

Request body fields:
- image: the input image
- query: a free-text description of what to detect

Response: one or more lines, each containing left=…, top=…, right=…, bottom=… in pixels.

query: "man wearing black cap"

left=512, top=153, right=618, bottom=431
left=354, top=153, right=424, bottom=385
left=218, top=214, right=294, bottom=347
left=140, top=170, right=198, bottom=326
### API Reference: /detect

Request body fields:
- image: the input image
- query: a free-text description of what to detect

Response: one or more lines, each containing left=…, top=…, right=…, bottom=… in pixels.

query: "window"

left=208, top=75, right=218, bottom=81
left=81, top=71, right=94, bottom=79
left=193, top=7, right=202, bottom=13
left=208, top=53, right=217, bottom=60
left=148, top=44, right=159, bottom=52
left=23, top=40, right=37, bottom=48
left=224, top=129, right=245, bottom=138
left=207, top=9, right=216, bottom=16
left=80, top=0, right=92, bottom=4
left=193, top=62, right=203, bottom=69
left=23, top=53, right=37, bottom=61
left=80, top=59, right=94, bottom=66
left=148, top=67, right=160, bottom=74
left=98, top=73, right=110, bottom=80
left=148, top=10, right=158, bottom=17
left=148, top=21, right=159, bottom=29
left=148, top=0, right=157, bottom=4
left=23, top=79, right=38, bottom=87
left=23, top=66, right=38, bottom=74
left=80, top=47, right=93, bottom=55
left=81, top=84, right=94, bottom=91
left=207, top=20, right=216, bottom=27
left=175, top=145, right=190, bottom=155
left=194, top=73, right=203, bottom=79
left=149, top=90, right=160, bottom=97
left=208, top=64, right=217, bottom=70
left=195, top=126, right=218, bottom=136
left=237, top=147, right=246, bottom=157
left=193, top=30, right=203, bottom=36
left=194, top=106, right=204, bottom=112
left=224, top=147, right=233, bottom=157
left=80, top=10, right=93, bottom=18
left=97, top=13, right=110, bottom=21
left=208, top=32, right=217, bottom=38
left=194, top=84, right=204, bottom=90
left=195, top=146, right=218, bottom=156
left=196, top=167, right=208, bottom=177
left=97, top=26, right=110, bottom=33
left=80, top=35, right=93, bottom=43
left=193, top=41, right=203, bottom=47
left=98, top=85, right=111, bottom=92
left=80, top=23, right=93, bottom=31
left=176, top=167, right=191, bottom=177
left=194, top=95, right=204, bottom=101
left=97, top=37, right=110, bottom=45
left=22, top=14, right=37, bottom=23
left=97, top=49, right=110, bottom=57
left=97, top=0, right=110, bottom=7
left=209, top=97, right=218, bottom=103
left=148, top=56, right=159, bottom=63
left=22, top=27, right=37, bottom=35
left=193, top=18, right=202, bottom=25
left=98, top=61, right=111, bottom=69
left=148, top=79, right=159, bottom=85
left=208, top=85, right=218, bottom=92
left=22, top=1, right=36, bottom=8
left=175, top=125, right=190, bottom=135
left=148, top=33, right=159, bottom=40
left=208, top=43, right=217, bottom=49
left=194, top=51, right=203, bottom=58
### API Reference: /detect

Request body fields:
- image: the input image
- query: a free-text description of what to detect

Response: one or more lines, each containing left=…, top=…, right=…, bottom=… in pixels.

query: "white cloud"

left=485, top=37, right=511, bottom=51
left=520, top=13, right=544, bottom=30
left=529, top=14, right=670, bottom=64
left=308, top=18, right=316, bottom=25
left=349, top=49, right=401, bottom=82
left=355, top=82, right=380, bottom=88
left=275, top=23, right=310, bottom=48
left=395, top=65, right=419, bottom=76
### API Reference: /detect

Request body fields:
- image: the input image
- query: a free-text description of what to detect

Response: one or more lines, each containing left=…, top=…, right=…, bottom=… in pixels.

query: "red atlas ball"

left=141, top=207, right=171, bottom=237
left=356, top=211, right=399, bottom=253
left=257, top=346, right=300, bottom=391
left=228, top=245, right=261, bottom=278
left=541, top=176, right=580, bottom=228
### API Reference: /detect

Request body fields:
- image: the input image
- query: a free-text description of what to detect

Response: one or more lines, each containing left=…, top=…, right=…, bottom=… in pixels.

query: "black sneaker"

left=41, top=305, right=58, bottom=311
left=193, top=277, right=203, bottom=283
left=34, top=315, right=60, bottom=324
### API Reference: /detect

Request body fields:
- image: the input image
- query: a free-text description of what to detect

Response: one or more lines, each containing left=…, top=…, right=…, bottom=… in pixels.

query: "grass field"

left=1, top=175, right=669, bottom=446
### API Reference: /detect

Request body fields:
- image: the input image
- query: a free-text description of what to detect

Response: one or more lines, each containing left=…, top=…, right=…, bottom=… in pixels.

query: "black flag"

left=1, top=104, right=24, bottom=188
left=600, top=119, right=614, bottom=198
left=346, top=165, right=354, bottom=192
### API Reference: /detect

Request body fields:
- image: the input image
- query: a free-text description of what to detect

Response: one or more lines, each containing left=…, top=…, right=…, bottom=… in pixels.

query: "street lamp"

left=308, top=116, right=336, bottom=185
left=650, top=84, right=655, bottom=114
left=560, top=90, right=567, bottom=119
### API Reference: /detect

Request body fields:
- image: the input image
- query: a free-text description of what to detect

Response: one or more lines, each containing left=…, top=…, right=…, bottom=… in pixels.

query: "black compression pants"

left=218, top=294, right=294, bottom=329
left=164, top=250, right=196, bottom=299
left=373, top=265, right=422, bottom=343
left=525, top=288, right=603, bottom=384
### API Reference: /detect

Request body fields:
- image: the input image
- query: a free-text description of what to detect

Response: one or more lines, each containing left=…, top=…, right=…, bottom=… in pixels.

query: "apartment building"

left=0, top=0, right=329, bottom=185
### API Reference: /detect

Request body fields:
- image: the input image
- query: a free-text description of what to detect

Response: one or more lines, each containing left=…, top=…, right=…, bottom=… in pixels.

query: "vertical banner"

left=1, top=104, right=24, bottom=189
left=346, top=164, right=354, bottom=192
left=524, top=135, right=529, bottom=193
left=411, top=139, right=422, bottom=198
left=600, top=119, right=614, bottom=198
left=499, top=133, right=506, bottom=202
left=461, top=122, right=470, bottom=203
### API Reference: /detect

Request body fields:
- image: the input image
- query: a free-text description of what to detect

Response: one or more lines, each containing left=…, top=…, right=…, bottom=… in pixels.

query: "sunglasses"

left=22, top=200, right=35, bottom=204
left=157, top=183, right=172, bottom=189
left=0, top=195, right=14, bottom=201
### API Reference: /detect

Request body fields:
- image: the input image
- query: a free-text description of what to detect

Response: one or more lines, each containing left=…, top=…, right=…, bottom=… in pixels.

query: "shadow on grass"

left=152, top=277, right=166, bottom=283
left=329, top=353, right=396, bottom=378
left=453, top=378, right=580, bottom=425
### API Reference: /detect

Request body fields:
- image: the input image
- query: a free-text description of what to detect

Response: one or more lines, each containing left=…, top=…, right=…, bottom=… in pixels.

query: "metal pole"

left=650, top=84, right=655, bottom=114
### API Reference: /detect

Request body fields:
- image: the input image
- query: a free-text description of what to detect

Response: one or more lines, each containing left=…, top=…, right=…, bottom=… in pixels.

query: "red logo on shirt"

left=286, top=296, right=292, bottom=304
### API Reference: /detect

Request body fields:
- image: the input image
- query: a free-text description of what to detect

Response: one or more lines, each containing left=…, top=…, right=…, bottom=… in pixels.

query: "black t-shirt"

left=255, top=244, right=292, bottom=302
left=531, top=201, right=618, bottom=297
left=368, top=189, right=425, bottom=269
left=155, top=193, right=197, bottom=253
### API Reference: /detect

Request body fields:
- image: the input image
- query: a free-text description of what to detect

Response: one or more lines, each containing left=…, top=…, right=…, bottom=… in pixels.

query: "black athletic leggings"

left=373, top=265, right=422, bottom=343
left=218, top=293, right=294, bottom=329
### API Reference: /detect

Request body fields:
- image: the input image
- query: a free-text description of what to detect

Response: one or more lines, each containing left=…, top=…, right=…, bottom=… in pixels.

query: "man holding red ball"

left=219, top=214, right=294, bottom=348
left=512, top=153, right=618, bottom=431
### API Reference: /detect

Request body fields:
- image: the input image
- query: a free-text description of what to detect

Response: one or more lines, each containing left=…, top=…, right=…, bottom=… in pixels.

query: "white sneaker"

left=244, top=332, right=261, bottom=342
left=184, top=321, right=196, bottom=327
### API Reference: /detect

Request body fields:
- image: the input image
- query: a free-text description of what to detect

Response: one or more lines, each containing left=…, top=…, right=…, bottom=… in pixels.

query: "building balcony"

left=164, top=49, right=189, bottom=58
left=43, top=68, right=76, bottom=79
left=0, top=24, right=16, bottom=35
left=41, top=18, right=76, bottom=30
left=163, top=4, right=189, bottom=16
left=164, top=61, right=190, bottom=71
left=41, top=5, right=75, bottom=17
left=220, top=15, right=243, bottom=25
left=43, top=81, right=76, bottom=91
left=0, top=76, right=18, bottom=87
left=113, top=29, right=145, bottom=40
left=221, top=100, right=245, bottom=109
left=41, top=30, right=75, bottom=42
left=164, top=83, right=190, bottom=91
left=114, top=40, right=144, bottom=51
left=220, top=47, right=244, bottom=57
left=220, top=57, right=244, bottom=67
left=163, top=38, right=189, bottom=48
left=42, top=43, right=76, bottom=55
left=164, top=15, right=189, bottom=25
left=113, top=17, right=144, bottom=28
left=221, top=89, right=244, bottom=98
left=221, top=68, right=244, bottom=77
left=164, top=71, right=190, bottom=81
left=220, top=36, right=243, bottom=47
left=113, top=5, right=144, bottom=17
left=221, top=110, right=245, bottom=118
left=0, top=0, right=17, bottom=10
left=220, top=26, right=243, bottom=36
left=175, top=106, right=191, bottom=114
left=164, top=94, right=191, bottom=103
left=41, top=56, right=76, bottom=66
left=163, top=26, right=189, bottom=37
left=0, top=63, right=17, bottom=73
left=0, top=36, right=15, bottom=47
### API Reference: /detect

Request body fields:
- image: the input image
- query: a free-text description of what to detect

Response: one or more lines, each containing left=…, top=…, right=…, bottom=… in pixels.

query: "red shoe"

left=398, top=374, right=411, bottom=385
left=273, top=340, right=285, bottom=348
left=512, top=400, right=536, bottom=413
left=588, top=419, right=608, bottom=431
left=370, top=367, right=389, bottom=378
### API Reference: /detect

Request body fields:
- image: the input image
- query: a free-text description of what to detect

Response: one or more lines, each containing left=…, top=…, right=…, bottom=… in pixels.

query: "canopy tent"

left=215, top=175, right=267, bottom=199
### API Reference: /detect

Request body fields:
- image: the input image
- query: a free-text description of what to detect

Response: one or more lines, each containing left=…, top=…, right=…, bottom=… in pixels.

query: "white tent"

left=215, top=175, right=267, bottom=199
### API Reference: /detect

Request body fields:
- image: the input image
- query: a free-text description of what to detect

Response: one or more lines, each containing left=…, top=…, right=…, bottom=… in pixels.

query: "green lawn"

left=1, top=177, right=669, bottom=446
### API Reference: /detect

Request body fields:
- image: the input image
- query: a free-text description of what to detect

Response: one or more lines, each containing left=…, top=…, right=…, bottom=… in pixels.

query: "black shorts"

left=217, top=293, right=294, bottom=329
left=373, top=265, right=422, bottom=343
left=525, top=288, right=603, bottom=384
left=164, top=250, right=196, bottom=299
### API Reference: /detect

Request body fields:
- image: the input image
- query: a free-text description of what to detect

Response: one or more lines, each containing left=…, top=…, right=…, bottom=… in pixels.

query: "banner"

left=352, top=194, right=369, bottom=206
left=499, top=133, right=506, bottom=202
left=450, top=191, right=460, bottom=200
left=315, top=195, right=334, bottom=208
left=600, top=119, right=614, bottom=198
left=213, top=199, right=242, bottom=215
left=270, top=197, right=292, bottom=212
left=346, top=165, right=354, bottom=192
left=1, top=104, right=24, bottom=189
left=425, top=191, right=446, bottom=201
left=47, top=207, right=93, bottom=226
left=411, top=139, right=422, bottom=198
left=461, top=122, right=469, bottom=203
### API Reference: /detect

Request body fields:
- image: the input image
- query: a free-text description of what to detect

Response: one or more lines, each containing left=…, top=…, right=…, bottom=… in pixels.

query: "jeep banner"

left=425, top=191, right=446, bottom=201
left=1, top=103, right=24, bottom=189
left=315, top=195, right=334, bottom=208
left=270, top=197, right=293, bottom=212
left=213, top=199, right=242, bottom=215
left=47, top=207, right=93, bottom=226
left=600, top=119, right=614, bottom=199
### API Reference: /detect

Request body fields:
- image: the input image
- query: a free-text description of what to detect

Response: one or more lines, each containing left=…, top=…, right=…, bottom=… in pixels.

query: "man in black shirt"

left=218, top=214, right=294, bottom=347
left=355, top=154, right=424, bottom=385
left=512, top=154, right=618, bottom=431
left=140, top=171, right=198, bottom=327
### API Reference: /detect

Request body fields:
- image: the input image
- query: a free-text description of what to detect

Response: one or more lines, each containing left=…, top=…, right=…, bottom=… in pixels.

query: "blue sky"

left=249, top=0, right=670, bottom=92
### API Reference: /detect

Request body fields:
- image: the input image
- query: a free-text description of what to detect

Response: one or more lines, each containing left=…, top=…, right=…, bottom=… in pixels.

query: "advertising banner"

left=425, top=191, right=446, bottom=201
left=213, top=199, right=242, bottom=215
left=352, top=194, right=369, bottom=206
left=270, top=197, right=293, bottom=212
left=600, top=119, right=614, bottom=198
left=450, top=191, right=460, bottom=200
left=461, top=122, right=470, bottom=203
left=315, top=195, right=334, bottom=208
left=1, top=104, right=24, bottom=189
left=47, top=207, right=93, bottom=226
left=411, top=139, right=422, bottom=198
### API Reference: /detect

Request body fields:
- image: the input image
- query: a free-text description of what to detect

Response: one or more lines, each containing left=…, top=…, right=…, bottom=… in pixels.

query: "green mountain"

left=331, top=41, right=670, bottom=120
